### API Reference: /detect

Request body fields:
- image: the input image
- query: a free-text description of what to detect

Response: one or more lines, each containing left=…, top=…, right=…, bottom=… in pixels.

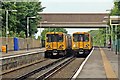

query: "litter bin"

left=1, top=46, right=6, bottom=52
left=14, top=37, right=19, bottom=51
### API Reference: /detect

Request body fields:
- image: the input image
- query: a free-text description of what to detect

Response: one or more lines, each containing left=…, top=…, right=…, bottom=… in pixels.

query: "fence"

left=0, top=37, right=41, bottom=51
left=112, top=39, right=120, bottom=54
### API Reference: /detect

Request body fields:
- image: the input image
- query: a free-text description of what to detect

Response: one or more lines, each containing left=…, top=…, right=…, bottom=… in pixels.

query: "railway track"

left=49, top=49, right=94, bottom=79
left=2, top=59, right=48, bottom=75
left=2, top=58, right=57, bottom=79
left=49, top=58, right=84, bottom=79
left=36, top=57, right=75, bottom=80
left=2, top=49, right=93, bottom=79
left=14, top=57, right=75, bottom=80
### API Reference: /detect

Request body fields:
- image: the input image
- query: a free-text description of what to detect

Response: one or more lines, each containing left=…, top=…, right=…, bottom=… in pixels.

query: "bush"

left=19, top=31, right=26, bottom=38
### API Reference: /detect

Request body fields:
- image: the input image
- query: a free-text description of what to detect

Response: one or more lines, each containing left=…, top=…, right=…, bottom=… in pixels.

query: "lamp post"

left=26, top=16, right=36, bottom=50
left=6, top=10, right=17, bottom=53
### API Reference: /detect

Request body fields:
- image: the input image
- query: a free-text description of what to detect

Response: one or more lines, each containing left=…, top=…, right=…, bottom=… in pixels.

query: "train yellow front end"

left=72, top=32, right=93, bottom=56
left=45, top=32, right=71, bottom=58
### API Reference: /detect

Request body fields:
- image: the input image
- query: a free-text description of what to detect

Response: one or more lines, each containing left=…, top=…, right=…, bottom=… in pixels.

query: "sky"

left=36, top=0, right=114, bottom=37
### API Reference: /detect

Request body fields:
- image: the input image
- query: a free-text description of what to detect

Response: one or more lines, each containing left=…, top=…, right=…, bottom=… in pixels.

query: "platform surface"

left=1, top=48, right=45, bottom=57
left=77, top=47, right=118, bottom=79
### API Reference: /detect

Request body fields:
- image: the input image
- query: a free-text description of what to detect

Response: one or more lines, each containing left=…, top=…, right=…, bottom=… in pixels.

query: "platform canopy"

left=38, top=12, right=109, bottom=28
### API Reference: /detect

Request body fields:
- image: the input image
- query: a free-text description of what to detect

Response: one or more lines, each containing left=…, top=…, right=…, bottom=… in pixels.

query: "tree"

left=111, top=1, right=120, bottom=39
left=111, top=1, right=120, bottom=15
left=2, top=2, right=45, bottom=37
left=41, top=28, right=68, bottom=40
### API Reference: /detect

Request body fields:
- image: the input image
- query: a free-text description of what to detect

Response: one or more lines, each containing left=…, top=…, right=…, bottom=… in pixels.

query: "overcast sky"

left=41, top=0, right=114, bottom=12
left=36, top=0, right=114, bottom=37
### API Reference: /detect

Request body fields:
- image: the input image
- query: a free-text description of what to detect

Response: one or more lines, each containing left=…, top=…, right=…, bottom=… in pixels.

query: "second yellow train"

left=72, top=32, right=93, bottom=56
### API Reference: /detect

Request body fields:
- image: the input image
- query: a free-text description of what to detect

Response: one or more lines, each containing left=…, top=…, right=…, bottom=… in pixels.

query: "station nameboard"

left=110, top=16, right=120, bottom=25
left=111, top=20, right=120, bottom=25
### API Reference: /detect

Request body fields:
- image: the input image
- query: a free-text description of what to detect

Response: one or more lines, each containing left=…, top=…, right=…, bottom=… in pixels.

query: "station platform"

left=77, top=47, right=119, bottom=79
left=1, top=48, right=45, bottom=57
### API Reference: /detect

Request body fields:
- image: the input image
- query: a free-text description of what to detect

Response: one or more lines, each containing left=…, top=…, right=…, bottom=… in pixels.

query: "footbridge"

left=38, top=12, right=109, bottom=28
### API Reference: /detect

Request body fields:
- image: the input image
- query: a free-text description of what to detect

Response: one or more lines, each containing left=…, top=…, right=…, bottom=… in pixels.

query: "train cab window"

left=58, top=34, right=63, bottom=42
left=53, top=34, right=58, bottom=42
left=46, top=34, right=52, bottom=42
left=46, top=34, right=63, bottom=42
left=84, top=34, right=89, bottom=42
left=73, top=34, right=84, bottom=42
left=46, top=34, right=57, bottom=42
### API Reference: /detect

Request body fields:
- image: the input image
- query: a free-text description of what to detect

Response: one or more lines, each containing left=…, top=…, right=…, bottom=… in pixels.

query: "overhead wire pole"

left=106, top=26, right=107, bottom=47
left=115, top=25, right=118, bottom=54
left=111, top=25, right=113, bottom=51
left=6, top=10, right=8, bottom=53
left=106, top=9, right=111, bottom=49
left=26, top=17, right=29, bottom=50
left=103, top=20, right=108, bottom=47
left=40, top=22, right=42, bottom=48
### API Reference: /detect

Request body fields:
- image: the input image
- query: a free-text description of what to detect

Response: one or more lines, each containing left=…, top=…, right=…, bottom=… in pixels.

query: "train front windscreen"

left=73, top=34, right=89, bottom=42
left=46, top=34, right=63, bottom=42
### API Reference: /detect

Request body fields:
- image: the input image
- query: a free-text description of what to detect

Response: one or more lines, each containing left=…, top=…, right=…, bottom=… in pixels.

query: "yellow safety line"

left=100, top=48, right=118, bottom=80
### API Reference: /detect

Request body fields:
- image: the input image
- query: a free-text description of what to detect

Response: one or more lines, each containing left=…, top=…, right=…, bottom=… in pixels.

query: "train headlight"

left=85, top=44, right=89, bottom=47
left=46, top=45, right=50, bottom=49
left=59, top=45, right=64, bottom=49
left=73, top=44, right=77, bottom=48
left=73, top=44, right=76, bottom=47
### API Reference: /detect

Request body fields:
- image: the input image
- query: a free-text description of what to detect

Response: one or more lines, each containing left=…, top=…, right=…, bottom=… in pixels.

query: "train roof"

left=46, top=32, right=65, bottom=34
left=72, top=32, right=89, bottom=34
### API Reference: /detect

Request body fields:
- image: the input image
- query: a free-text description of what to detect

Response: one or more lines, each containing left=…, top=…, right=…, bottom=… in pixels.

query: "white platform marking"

left=71, top=47, right=94, bottom=80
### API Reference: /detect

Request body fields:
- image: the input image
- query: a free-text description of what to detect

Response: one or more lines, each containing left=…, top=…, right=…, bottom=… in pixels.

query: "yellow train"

left=72, top=32, right=93, bottom=56
left=45, top=32, right=71, bottom=58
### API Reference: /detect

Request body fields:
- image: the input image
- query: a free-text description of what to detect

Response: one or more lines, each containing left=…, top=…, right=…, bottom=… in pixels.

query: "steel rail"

left=1, top=59, right=48, bottom=75
left=36, top=57, right=75, bottom=80
left=15, top=57, right=66, bottom=80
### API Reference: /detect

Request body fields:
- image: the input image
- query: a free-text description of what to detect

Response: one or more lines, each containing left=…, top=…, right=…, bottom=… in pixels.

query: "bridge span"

left=38, top=12, right=109, bottom=28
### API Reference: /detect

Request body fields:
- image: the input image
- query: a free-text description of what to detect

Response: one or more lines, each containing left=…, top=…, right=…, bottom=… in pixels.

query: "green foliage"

left=111, top=1, right=120, bottom=15
left=0, top=30, right=2, bottom=37
left=37, top=36, right=41, bottom=40
left=41, top=28, right=68, bottom=40
left=111, top=1, right=120, bottom=39
left=89, top=29, right=106, bottom=46
left=19, top=31, right=26, bottom=38
left=2, top=2, right=45, bottom=38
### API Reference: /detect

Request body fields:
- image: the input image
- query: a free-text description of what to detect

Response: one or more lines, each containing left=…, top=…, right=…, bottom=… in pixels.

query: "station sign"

left=110, top=16, right=120, bottom=25
left=111, top=20, right=120, bottom=25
